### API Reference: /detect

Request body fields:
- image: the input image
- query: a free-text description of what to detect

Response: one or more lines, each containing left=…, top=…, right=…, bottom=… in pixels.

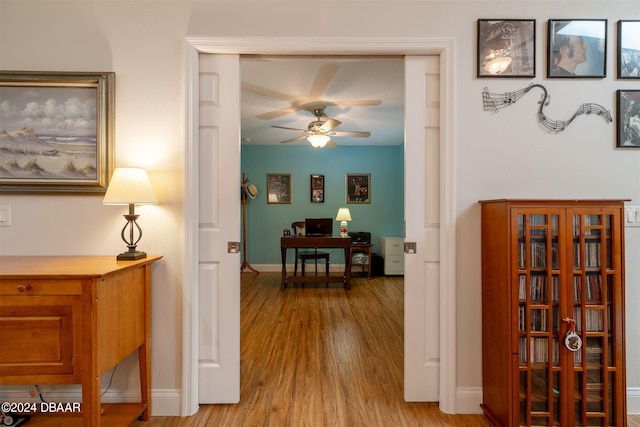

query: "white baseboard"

left=629, top=387, right=640, bottom=414
left=0, top=386, right=182, bottom=417
left=456, top=387, right=483, bottom=414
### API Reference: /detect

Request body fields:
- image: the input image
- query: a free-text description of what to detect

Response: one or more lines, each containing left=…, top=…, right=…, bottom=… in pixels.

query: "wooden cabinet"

left=479, top=200, right=626, bottom=427
left=379, top=236, right=404, bottom=275
left=0, top=256, right=161, bottom=426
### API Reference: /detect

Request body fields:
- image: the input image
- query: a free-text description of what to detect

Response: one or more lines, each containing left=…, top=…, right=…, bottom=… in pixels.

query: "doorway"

left=182, top=37, right=457, bottom=416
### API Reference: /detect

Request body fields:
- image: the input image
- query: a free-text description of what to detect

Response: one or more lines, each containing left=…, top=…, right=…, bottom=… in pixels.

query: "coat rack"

left=241, top=173, right=259, bottom=274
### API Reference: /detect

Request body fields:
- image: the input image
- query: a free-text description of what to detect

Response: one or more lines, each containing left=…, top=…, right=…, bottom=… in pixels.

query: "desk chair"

left=291, top=221, right=330, bottom=277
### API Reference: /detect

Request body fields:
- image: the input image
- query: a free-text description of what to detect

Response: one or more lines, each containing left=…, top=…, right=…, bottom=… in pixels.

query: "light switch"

left=625, top=207, right=640, bottom=228
left=0, top=205, right=11, bottom=226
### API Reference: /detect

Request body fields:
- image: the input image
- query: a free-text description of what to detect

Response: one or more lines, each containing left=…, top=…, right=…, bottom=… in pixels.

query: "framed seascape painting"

left=617, top=90, right=640, bottom=148
left=617, top=20, right=640, bottom=79
left=267, top=173, right=291, bottom=204
left=310, top=174, right=324, bottom=203
left=0, top=71, right=115, bottom=193
left=547, top=19, right=607, bottom=78
left=477, top=19, right=536, bottom=77
left=346, top=173, right=370, bottom=204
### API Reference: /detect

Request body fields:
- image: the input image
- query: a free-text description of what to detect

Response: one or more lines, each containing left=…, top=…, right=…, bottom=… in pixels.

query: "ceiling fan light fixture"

left=307, top=134, right=330, bottom=148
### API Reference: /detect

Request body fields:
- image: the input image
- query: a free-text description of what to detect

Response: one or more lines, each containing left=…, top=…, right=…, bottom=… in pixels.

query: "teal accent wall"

left=242, top=144, right=404, bottom=265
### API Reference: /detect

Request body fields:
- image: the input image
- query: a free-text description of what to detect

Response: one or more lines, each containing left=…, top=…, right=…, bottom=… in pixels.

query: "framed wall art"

left=547, top=19, right=607, bottom=78
left=617, top=20, right=640, bottom=79
left=267, top=173, right=291, bottom=204
left=0, top=71, right=115, bottom=193
left=477, top=19, right=536, bottom=77
left=346, top=173, right=370, bottom=204
left=310, top=174, right=324, bottom=203
left=616, top=90, right=640, bottom=148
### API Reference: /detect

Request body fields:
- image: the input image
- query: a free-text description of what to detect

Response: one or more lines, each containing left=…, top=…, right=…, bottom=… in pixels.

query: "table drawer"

left=0, top=279, right=82, bottom=296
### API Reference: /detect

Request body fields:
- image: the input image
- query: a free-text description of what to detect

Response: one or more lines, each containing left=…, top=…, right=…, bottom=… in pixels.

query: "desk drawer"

left=0, top=279, right=82, bottom=296
left=384, top=255, right=404, bottom=275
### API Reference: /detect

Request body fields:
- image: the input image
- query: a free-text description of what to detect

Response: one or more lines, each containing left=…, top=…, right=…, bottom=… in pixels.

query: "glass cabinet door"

left=516, top=211, right=562, bottom=426
left=569, top=212, right=621, bottom=427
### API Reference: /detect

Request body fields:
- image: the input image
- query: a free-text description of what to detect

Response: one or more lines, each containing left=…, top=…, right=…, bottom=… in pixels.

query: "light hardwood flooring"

left=134, top=272, right=640, bottom=427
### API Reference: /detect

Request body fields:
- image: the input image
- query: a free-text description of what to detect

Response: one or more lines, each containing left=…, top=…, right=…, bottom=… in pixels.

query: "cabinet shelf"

left=480, top=199, right=627, bottom=427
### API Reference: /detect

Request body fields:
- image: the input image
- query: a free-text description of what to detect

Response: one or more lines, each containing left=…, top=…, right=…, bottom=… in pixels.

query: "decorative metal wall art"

left=482, top=84, right=612, bottom=133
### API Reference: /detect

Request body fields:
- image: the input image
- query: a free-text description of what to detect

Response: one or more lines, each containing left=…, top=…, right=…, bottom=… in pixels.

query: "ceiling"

left=240, top=56, right=405, bottom=147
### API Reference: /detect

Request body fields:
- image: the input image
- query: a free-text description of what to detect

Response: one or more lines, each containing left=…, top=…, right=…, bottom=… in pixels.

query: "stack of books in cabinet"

left=479, top=199, right=627, bottom=427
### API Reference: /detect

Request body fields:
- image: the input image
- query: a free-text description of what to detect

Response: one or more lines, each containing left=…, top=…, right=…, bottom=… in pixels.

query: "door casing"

left=182, top=36, right=457, bottom=416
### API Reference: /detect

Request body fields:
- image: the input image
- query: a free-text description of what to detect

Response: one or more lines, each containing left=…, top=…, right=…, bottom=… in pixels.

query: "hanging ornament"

left=562, top=317, right=582, bottom=352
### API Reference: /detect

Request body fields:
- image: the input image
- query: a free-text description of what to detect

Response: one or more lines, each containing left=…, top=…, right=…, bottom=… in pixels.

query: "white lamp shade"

left=103, top=167, right=158, bottom=205
left=336, top=208, right=352, bottom=222
left=307, top=134, right=330, bottom=148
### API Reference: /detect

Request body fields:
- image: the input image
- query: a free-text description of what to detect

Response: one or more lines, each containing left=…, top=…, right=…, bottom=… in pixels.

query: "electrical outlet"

left=625, top=207, right=640, bottom=227
left=0, top=205, right=11, bottom=226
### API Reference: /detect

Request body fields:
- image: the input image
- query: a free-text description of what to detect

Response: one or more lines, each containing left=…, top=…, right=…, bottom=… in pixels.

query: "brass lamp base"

left=117, top=250, right=148, bottom=260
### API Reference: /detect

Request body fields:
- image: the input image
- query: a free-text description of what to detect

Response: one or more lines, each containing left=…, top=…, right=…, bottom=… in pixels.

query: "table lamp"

left=103, top=167, right=158, bottom=260
left=336, top=208, right=352, bottom=237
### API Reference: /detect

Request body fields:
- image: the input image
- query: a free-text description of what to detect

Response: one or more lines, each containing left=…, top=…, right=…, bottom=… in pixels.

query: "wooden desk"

left=349, top=243, right=372, bottom=279
left=0, top=255, right=162, bottom=427
left=281, top=236, right=352, bottom=290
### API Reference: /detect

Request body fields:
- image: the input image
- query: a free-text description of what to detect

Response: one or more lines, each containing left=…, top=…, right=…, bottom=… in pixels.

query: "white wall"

left=1, top=0, right=639, bottom=416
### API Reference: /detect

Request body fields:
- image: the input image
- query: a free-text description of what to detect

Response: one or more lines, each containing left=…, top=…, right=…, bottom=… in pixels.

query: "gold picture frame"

left=0, top=71, right=115, bottom=193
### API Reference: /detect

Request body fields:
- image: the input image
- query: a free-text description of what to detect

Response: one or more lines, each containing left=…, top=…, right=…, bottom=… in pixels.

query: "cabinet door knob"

left=17, top=283, right=32, bottom=292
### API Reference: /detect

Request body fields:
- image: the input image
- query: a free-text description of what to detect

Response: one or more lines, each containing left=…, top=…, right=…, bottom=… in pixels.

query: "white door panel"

left=197, top=54, right=241, bottom=404
left=404, top=55, right=440, bottom=402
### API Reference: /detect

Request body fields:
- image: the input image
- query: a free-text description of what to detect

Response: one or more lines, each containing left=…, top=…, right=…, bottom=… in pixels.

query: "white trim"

left=455, top=387, right=483, bottom=415
left=182, top=40, right=200, bottom=417
left=629, top=387, right=640, bottom=414
left=183, top=36, right=456, bottom=415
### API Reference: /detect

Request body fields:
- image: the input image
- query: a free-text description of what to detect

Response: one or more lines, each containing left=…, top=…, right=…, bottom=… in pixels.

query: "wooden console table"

left=280, top=236, right=352, bottom=290
left=0, top=255, right=162, bottom=426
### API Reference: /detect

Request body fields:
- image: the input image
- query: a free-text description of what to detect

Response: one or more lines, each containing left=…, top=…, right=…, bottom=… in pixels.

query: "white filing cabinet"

left=379, top=236, right=404, bottom=275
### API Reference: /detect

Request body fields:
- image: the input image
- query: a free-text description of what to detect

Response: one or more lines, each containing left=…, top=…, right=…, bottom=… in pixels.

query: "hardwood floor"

left=135, top=272, right=640, bottom=427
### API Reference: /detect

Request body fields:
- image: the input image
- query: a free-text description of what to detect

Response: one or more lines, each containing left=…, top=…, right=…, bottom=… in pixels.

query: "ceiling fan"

left=242, top=63, right=382, bottom=120
left=271, top=108, right=371, bottom=148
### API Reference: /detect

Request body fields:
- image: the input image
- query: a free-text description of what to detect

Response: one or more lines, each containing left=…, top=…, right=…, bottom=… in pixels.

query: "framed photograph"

left=267, top=173, right=291, bottom=204
left=617, top=20, right=640, bottom=79
left=0, top=71, right=115, bottom=193
left=547, top=19, right=607, bottom=78
left=310, top=174, right=324, bottom=203
left=477, top=19, right=536, bottom=77
left=346, top=173, right=370, bottom=204
left=616, top=90, right=640, bottom=147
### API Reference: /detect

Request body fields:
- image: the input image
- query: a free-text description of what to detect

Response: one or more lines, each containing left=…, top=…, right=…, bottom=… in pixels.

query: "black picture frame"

left=267, top=173, right=291, bottom=204
left=0, top=71, right=115, bottom=193
left=616, top=90, right=640, bottom=148
left=346, top=173, right=370, bottom=204
left=617, top=20, right=640, bottom=79
left=477, top=19, right=536, bottom=78
left=310, top=174, right=324, bottom=203
left=547, top=19, right=607, bottom=78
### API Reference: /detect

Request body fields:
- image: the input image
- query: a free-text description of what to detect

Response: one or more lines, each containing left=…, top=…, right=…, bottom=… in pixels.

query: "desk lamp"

left=336, top=208, right=352, bottom=237
left=103, top=167, right=158, bottom=260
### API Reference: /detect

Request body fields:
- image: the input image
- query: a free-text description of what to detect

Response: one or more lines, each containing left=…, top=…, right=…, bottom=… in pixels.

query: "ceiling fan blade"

left=309, top=64, right=340, bottom=98
left=319, top=118, right=341, bottom=132
left=271, top=125, right=308, bottom=133
left=242, top=82, right=297, bottom=103
left=332, top=130, right=371, bottom=138
left=258, top=107, right=301, bottom=120
left=325, top=139, right=338, bottom=148
left=280, top=135, right=308, bottom=144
